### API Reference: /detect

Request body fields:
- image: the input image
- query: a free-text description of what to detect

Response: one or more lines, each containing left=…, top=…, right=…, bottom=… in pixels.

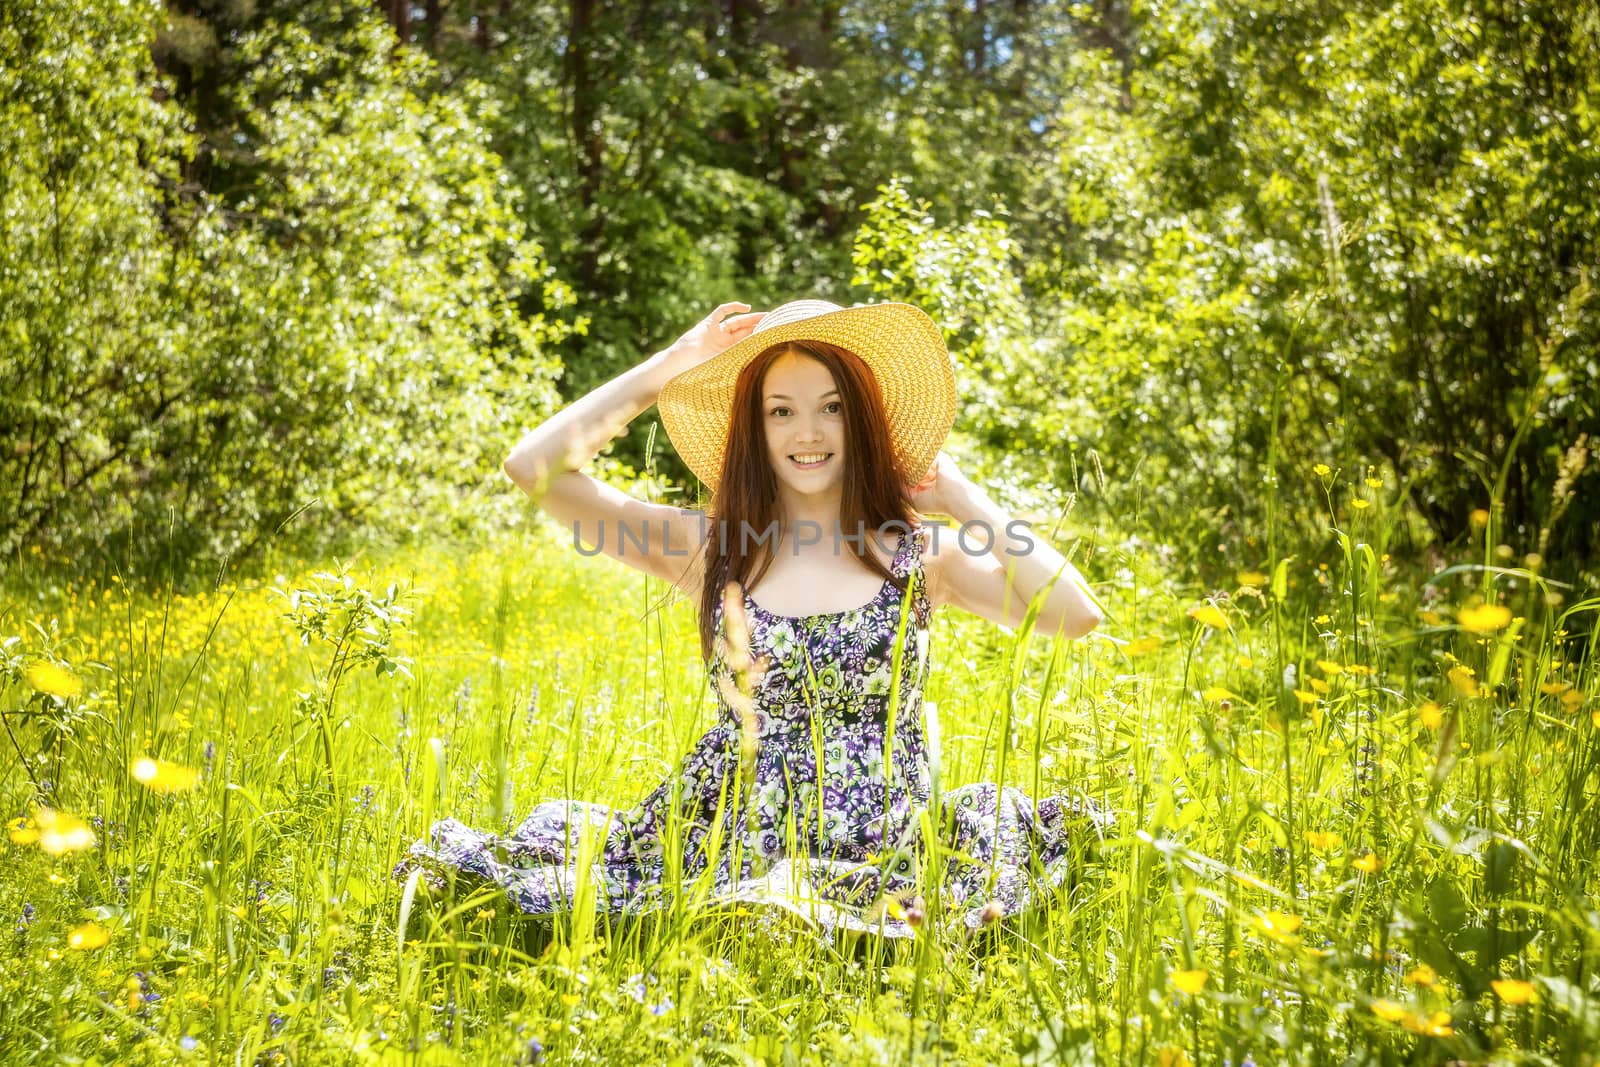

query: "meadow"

left=2, top=470, right=1597, bottom=1066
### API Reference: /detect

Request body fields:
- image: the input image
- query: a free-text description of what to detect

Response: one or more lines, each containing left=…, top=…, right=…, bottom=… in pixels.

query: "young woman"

left=396, top=300, right=1105, bottom=938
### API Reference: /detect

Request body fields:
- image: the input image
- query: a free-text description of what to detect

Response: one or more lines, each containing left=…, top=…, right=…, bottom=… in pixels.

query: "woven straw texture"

left=657, top=300, right=957, bottom=490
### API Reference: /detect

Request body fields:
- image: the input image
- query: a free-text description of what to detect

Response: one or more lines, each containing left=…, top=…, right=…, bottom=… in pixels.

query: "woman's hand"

left=654, top=303, right=766, bottom=380
left=907, top=450, right=972, bottom=517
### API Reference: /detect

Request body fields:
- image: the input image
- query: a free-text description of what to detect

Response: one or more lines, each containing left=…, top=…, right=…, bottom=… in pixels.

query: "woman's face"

left=760, top=350, right=847, bottom=502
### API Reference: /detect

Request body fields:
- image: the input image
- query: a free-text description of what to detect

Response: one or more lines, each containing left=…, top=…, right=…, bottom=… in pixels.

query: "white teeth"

left=790, top=453, right=829, bottom=465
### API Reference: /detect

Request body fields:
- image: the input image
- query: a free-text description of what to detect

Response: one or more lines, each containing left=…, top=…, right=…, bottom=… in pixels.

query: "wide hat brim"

left=657, top=300, right=957, bottom=492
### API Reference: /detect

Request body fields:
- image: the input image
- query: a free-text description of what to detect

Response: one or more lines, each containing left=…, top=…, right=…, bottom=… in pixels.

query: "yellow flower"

left=36, top=808, right=96, bottom=855
left=1305, top=830, right=1341, bottom=851
left=560, top=992, right=581, bottom=1007
left=1365, top=474, right=1384, bottom=489
left=130, top=757, right=201, bottom=794
left=1540, top=680, right=1571, bottom=695
left=67, top=922, right=110, bottom=950
left=1260, top=908, right=1299, bottom=934
left=1313, top=463, right=1332, bottom=477
left=1315, top=660, right=1344, bottom=675
left=1370, top=998, right=1409, bottom=1023
left=1418, top=609, right=1445, bottom=626
left=1234, top=653, right=1254, bottom=669
left=1457, top=603, right=1511, bottom=634
left=1308, top=678, right=1331, bottom=694
left=1448, top=665, right=1480, bottom=698
left=1293, top=689, right=1319, bottom=705
left=8, top=816, right=40, bottom=846
left=1405, top=964, right=1438, bottom=987
left=1314, top=613, right=1332, bottom=625
left=1351, top=853, right=1385, bottom=874
left=1170, top=969, right=1208, bottom=995
left=1491, top=979, right=1537, bottom=1004
left=1236, top=571, right=1268, bottom=588
left=1124, top=636, right=1162, bottom=657
left=1470, top=508, right=1490, bottom=527
left=1419, top=702, right=1444, bottom=729
left=1403, top=1010, right=1454, bottom=1038
left=25, top=661, right=83, bottom=699
left=1201, top=686, right=1240, bottom=704
left=1187, top=603, right=1229, bottom=629
left=1351, top=499, right=1371, bottom=511
left=1158, top=1048, right=1193, bottom=1067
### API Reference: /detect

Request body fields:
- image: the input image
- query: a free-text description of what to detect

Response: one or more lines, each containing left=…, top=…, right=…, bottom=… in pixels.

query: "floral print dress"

left=394, top=523, right=1108, bottom=938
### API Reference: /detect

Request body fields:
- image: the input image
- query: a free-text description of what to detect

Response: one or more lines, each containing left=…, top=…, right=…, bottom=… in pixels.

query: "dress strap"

left=890, top=522, right=934, bottom=625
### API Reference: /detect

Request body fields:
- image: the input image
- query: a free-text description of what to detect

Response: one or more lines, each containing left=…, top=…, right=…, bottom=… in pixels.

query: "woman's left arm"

left=910, top=452, right=1104, bottom=640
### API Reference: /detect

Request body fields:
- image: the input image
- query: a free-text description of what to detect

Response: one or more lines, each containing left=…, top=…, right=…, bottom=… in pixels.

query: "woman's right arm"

left=504, top=302, right=763, bottom=593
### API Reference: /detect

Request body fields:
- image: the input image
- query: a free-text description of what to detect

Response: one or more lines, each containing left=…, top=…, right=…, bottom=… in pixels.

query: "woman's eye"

left=769, top=406, right=790, bottom=418
left=824, top=402, right=842, bottom=415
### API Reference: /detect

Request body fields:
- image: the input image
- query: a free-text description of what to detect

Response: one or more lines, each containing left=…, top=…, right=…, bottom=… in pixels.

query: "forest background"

left=3, top=0, right=1596, bottom=587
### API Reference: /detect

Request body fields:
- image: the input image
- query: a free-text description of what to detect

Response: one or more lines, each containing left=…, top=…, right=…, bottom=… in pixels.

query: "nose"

left=794, top=413, right=823, bottom=444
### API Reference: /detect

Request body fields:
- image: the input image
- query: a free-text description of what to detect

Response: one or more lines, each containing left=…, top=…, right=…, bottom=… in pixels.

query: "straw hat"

left=657, top=299, right=957, bottom=491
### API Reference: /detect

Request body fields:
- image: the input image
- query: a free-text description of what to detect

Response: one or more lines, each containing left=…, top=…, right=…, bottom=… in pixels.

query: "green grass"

left=2, top=496, right=1598, bottom=1066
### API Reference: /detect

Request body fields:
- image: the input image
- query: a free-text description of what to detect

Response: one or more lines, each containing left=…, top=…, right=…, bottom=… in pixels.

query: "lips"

left=788, top=453, right=832, bottom=469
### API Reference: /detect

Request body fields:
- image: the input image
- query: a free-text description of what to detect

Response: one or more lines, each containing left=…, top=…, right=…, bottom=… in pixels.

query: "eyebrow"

left=765, top=390, right=841, bottom=401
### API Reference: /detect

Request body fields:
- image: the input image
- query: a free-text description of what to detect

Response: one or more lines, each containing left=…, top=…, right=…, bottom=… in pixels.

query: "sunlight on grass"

left=2, top=499, right=1597, bottom=1063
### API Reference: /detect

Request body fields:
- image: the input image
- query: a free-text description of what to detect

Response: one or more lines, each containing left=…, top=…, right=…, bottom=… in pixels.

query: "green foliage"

left=0, top=0, right=574, bottom=577
left=2, top=525, right=1597, bottom=1061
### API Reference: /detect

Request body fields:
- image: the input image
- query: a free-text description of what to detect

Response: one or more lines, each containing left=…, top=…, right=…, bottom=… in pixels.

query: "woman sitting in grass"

left=396, top=299, right=1105, bottom=938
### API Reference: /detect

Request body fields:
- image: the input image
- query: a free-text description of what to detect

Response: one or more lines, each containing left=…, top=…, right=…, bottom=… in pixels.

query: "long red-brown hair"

left=695, top=340, right=918, bottom=661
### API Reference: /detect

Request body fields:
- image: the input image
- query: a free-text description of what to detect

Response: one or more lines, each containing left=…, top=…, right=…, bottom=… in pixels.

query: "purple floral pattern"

left=395, top=524, right=1108, bottom=937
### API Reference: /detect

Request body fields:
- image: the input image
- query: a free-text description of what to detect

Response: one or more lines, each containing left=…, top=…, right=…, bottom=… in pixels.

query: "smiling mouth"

left=788, top=453, right=833, bottom=469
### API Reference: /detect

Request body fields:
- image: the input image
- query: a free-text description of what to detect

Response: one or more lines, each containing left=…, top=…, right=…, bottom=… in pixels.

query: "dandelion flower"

left=1403, top=1010, right=1454, bottom=1038
left=1308, top=678, right=1331, bottom=695
left=1170, top=969, right=1208, bottom=995
left=1258, top=910, right=1302, bottom=937
left=8, top=816, right=40, bottom=846
left=1419, top=702, right=1444, bottom=729
left=1124, top=636, right=1162, bottom=657
left=1236, top=571, right=1268, bottom=588
left=1405, top=964, right=1438, bottom=987
left=1234, top=653, right=1253, bottom=669
left=1351, top=853, right=1385, bottom=874
left=1491, top=979, right=1537, bottom=1004
left=1315, top=660, right=1343, bottom=675
left=1370, top=999, right=1409, bottom=1023
left=130, top=757, right=201, bottom=794
left=36, top=808, right=96, bottom=855
left=1293, top=689, right=1319, bottom=705
left=67, top=922, right=110, bottom=950
left=1540, top=680, right=1571, bottom=696
left=1447, top=665, right=1480, bottom=698
left=1201, top=686, right=1240, bottom=704
left=1458, top=604, right=1511, bottom=634
left=1157, top=1049, right=1192, bottom=1067
left=1187, top=603, right=1229, bottom=629
left=1305, top=830, right=1341, bottom=851
left=25, top=661, right=83, bottom=699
